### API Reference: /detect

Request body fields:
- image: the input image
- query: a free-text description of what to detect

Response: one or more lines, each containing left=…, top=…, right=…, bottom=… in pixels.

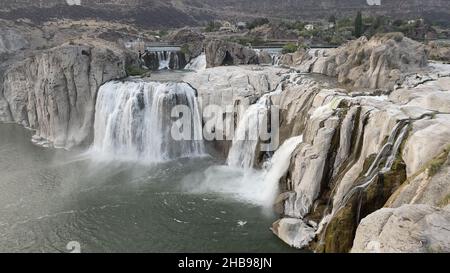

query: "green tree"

left=247, top=18, right=270, bottom=30
left=205, top=21, right=219, bottom=32
left=354, top=11, right=363, bottom=38
left=282, top=43, right=298, bottom=54
left=328, top=15, right=336, bottom=24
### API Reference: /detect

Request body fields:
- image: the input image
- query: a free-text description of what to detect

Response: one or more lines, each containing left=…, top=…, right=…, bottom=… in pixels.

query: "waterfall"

left=184, top=54, right=206, bottom=71
left=272, top=54, right=282, bottom=66
left=92, top=80, right=204, bottom=162
left=182, top=136, right=303, bottom=207
left=226, top=83, right=285, bottom=169
left=158, top=51, right=171, bottom=70
left=260, top=135, right=303, bottom=206
left=226, top=95, right=271, bottom=169
left=334, top=120, right=410, bottom=213
left=142, top=50, right=186, bottom=71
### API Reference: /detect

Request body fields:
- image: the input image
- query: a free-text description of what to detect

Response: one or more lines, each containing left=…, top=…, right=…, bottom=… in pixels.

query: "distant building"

left=366, top=0, right=381, bottom=6
left=325, top=23, right=335, bottom=30
left=305, top=24, right=315, bottom=31
left=219, top=21, right=238, bottom=32
left=237, top=22, right=247, bottom=30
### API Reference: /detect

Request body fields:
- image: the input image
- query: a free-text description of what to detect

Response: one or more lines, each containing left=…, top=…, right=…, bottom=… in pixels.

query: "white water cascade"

left=260, top=135, right=303, bottom=206
left=226, top=95, right=271, bottom=169
left=184, top=54, right=206, bottom=71
left=182, top=136, right=303, bottom=207
left=92, top=80, right=204, bottom=162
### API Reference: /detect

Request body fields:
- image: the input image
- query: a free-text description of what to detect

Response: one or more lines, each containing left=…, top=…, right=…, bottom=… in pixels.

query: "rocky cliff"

left=281, top=33, right=428, bottom=90
left=191, top=33, right=450, bottom=252
left=260, top=54, right=449, bottom=252
left=0, top=40, right=129, bottom=148
left=205, top=40, right=272, bottom=68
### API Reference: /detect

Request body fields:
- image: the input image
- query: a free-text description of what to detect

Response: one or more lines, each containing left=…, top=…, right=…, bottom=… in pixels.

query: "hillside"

left=0, top=0, right=449, bottom=27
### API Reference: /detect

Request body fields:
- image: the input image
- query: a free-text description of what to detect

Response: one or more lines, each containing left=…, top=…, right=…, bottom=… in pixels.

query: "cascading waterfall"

left=184, top=54, right=206, bottom=71
left=142, top=50, right=186, bottom=71
left=183, top=135, right=303, bottom=207
left=92, top=80, right=204, bottom=162
left=260, top=135, right=304, bottom=206
left=157, top=51, right=171, bottom=70
left=333, top=120, right=410, bottom=214
left=226, top=82, right=286, bottom=169
left=226, top=95, right=271, bottom=169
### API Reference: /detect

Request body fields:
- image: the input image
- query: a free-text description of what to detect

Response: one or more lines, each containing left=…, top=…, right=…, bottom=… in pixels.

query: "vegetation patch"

left=427, top=146, right=450, bottom=177
left=126, top=65, right=148, bottom=77
left=282, top=43, right=299, bottom=54
left=439, top=194, right=450, bottom=207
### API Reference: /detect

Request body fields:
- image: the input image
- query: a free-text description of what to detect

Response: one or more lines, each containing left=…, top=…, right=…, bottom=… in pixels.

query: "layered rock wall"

left=1, top=42, right=128, bottom=148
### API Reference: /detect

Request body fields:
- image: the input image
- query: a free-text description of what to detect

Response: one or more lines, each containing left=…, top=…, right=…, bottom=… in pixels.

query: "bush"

left=247, top=18, right=270, bottom=30
left=126, top=65, right=148, bottom=77
left=205, top=21, right=220, bottom=32
left=354, top=11, right=363, bottom=38
left=180, top=44, right=190, bottom=55
left=282, top=43, right=298, bottom=54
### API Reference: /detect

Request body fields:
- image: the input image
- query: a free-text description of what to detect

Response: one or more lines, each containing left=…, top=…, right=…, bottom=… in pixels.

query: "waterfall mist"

left=182, top=136, right=303, bottom=209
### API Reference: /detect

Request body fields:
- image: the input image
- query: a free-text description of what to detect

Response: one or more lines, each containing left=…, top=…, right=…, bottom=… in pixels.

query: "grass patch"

left=439, top=194, right=450, bottom=207
left=427, top=144, right=450, bottom=177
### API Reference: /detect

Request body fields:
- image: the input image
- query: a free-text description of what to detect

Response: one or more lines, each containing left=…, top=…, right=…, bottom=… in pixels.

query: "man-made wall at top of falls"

left=91, top=80, right=204, bottom=162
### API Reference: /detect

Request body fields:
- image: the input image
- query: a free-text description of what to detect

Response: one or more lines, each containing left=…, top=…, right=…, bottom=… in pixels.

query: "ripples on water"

left=0, top=124, right=297, bottom=253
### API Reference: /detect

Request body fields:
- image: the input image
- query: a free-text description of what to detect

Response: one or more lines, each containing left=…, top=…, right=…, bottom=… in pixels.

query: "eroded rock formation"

left=0, top=41, right=129, bottom=148
left=266, top=64, right=450, bottom=252
left=352, top=204, right=450, bottom=253
left=282, top=33, right=428, bottom=90
left=205, top=40, right=272, bottom=68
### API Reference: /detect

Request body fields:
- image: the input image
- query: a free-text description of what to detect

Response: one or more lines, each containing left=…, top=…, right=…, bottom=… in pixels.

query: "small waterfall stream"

left=142, top=50, right=186, bottom=71
left=335, top=120, right=410, bottom=212
left=92, top=80, right=204, bottom=162
left=226, top=95, right=271, bottom=169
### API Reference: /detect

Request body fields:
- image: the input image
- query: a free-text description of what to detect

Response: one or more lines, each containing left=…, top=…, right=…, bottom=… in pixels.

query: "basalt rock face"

left=1, top=42, right=128, bottom=148
left=0, top=26, right=29, bottom=55
left=287, top=33, right=428, bottom=90
left=167, top=28, right=205, bottom=62
left=428, top=41, right=450, bottom=63
left=205, top=40, right=272, bottom=68
left=183, top=65, right=285, bottom=157
left=351, top=204, right=450, bottom=253
left=268, top=62, right=450, bottom=252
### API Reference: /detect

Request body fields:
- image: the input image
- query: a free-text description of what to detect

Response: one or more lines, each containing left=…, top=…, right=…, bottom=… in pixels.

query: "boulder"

left=166, top=28, right=205, bottom=61
left=272, top=218, right=316, bottom=249
left=352, top=204, right=450, bottom=253
left=428, top=41, right=450, bottom=63
left=205, top=40, right=263, bottom=68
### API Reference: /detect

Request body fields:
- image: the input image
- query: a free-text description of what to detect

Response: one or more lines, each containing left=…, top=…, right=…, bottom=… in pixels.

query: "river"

left=0, top=124, right=297, bottom=253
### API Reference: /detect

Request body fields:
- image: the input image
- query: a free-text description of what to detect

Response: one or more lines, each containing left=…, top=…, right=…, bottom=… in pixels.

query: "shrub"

left=126, top=65, right=147, bottom=77
left=247, top=18, right=270, bottom=30
left=354, top=11, right=363, bottom=38
left=282, top=43, right=298, bottom=54
left=205, top=21, right=220, bottom=32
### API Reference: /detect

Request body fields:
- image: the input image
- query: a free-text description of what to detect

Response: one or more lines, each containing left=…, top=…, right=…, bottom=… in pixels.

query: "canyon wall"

left=0, top=41, right=129, bottom=148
